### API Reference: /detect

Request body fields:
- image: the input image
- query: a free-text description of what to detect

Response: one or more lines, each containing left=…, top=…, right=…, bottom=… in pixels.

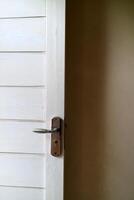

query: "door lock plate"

left=51, top=117, right=62, bottom=157
left=33, top=117, right=62, bottom=157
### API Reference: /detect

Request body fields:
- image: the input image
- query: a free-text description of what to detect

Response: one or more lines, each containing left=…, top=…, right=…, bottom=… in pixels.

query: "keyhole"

left=54, top=140, right=58, bottom=144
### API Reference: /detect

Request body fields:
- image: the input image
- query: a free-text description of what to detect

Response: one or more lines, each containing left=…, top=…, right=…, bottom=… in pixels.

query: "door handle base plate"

left=51, top=117, right=62, bottom=157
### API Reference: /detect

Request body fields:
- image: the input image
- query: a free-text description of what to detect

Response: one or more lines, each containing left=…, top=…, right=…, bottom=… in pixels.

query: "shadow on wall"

left=65, top=0, right=134, bottom=199
left=65, top=0, right=107, bottom=199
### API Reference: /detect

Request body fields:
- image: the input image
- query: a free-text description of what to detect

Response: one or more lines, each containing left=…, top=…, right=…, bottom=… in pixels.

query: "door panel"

left=0, top=121, right=47, bottom=154
left=0, top=88, right=46, bottom=120
left=0, top=53, right=46, bottom=86
left=0, top=18, right=46, bottom=51
left=0, top=154, right=45, bottom=187
left=0, top=187, right=45, bottom=200
left=0, top=0, right=65, bottom=199
left=0, top=0, right=46, bottom=18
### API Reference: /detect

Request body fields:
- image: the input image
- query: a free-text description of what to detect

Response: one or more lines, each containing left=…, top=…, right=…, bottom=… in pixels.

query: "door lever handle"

left=33, top=117, right=62, bottom=157
left=33, top=128, right=60, bottom=134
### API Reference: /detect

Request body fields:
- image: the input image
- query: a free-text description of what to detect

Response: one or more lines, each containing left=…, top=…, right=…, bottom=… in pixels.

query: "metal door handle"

left=33, top=117, right=62, bottom=157
left=33, top=128, right=60, bottom=134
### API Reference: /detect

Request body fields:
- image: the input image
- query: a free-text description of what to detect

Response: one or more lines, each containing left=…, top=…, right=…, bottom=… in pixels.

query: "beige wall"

left=65, top=0, right=134, bottom=199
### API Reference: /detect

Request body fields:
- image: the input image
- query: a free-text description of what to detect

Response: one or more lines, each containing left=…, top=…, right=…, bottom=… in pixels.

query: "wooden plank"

left=0, top=18, right=46, bottom=51
left=0, top=187, right=45, bottom=200
left=0, top=53, right=46, bottom=86
left=0, top=154, right=46, bottom=187
left=0, top=121, right=47, bottom=154
left=0, top=0, right=46, bottom=18
left=46, top=0, right=65, bottom=200
left=0, top=88, right=46, bottom=120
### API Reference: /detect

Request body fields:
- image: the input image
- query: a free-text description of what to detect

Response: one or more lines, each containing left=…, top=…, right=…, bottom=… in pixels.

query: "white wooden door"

left=0, top=0, right=65, bottom=200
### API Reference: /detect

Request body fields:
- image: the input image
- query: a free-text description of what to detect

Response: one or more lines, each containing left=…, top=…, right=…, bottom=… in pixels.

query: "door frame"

left=46, top=0, right=65, bottom=200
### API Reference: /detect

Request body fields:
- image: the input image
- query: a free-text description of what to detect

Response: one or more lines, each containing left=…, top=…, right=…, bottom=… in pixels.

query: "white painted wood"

left=46, top=1, right=65, bottom=200
left=0, top=0, right=46, bottom=18
left=0, top=18, right=46, bottom=51
left=0, top=53, right=46, bottom=86
left=0, top=154, right=46, bottom=187
left=0, top=121, right=47, bottom=154
left=0, top=0, right=65, bottom=199
left=0, top=187, right=45, bottom=200
left=0, top=88, right=46, bottom=120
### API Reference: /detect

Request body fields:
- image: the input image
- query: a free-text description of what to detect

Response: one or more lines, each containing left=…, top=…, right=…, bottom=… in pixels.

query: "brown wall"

left=65, top=0, right=107, bottom=199
left=65, top=0, right=134, bottom=200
